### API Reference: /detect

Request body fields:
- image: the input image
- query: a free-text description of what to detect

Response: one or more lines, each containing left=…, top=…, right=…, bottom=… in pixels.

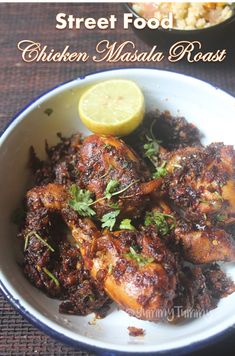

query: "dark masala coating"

left=17, top=111, right=235, bottom=321
left=124, top=110, right=202, bottom=161
left=29, top=133, right=83, bottom=186
left=171, top=264, right=235, bottom=322
left=164, top=143, right=235, bottom=225
left=21, top=209, right=110, bottom=316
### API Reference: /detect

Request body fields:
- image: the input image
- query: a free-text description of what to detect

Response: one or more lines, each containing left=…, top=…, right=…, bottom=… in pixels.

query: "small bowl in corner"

left=123, top=3, right=235, bottom=47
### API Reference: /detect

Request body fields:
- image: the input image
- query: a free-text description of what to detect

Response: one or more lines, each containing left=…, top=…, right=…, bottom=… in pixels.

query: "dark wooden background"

left=0, top=2, right=235, bottom=355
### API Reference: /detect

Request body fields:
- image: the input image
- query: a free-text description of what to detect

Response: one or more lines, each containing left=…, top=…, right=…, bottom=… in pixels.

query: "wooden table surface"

left=0, top=3, right=235, bottom=355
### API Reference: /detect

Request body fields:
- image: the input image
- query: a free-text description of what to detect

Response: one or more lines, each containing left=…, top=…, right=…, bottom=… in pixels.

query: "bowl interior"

left=0, top=68, right=235, bottom=353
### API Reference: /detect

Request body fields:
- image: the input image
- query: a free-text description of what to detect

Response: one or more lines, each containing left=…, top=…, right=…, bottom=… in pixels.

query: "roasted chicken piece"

left=26, top=183, right=178, bottom=321
left=164, top=143, right=235, bottom=224
left=148, top=200, right=235, bottom=264
left=78, top=135, right=162, bottom=218
left=72, top=222, right=178, bottom=321
left=175, top=227, right=235, bottom=264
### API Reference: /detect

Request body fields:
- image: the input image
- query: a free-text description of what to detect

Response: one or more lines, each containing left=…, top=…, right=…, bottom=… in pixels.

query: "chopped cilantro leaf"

left=144, top=141, right=157, bottom=159
left=101, top=210, right=120, bottom=231
left=125, top=246, right=154, bottom=267
left=69, top=184, right=95, bottom=217
left=153, top=161, right=167, bottom=178
left=119, top=219, right=135, bottom=230
left=104, top=179, right=120, bottom=200
left=144, top=211, right=175, bottom=236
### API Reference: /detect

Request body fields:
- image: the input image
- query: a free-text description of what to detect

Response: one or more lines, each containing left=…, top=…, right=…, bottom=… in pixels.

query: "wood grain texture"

left=0, top=3, right=234, bottom=355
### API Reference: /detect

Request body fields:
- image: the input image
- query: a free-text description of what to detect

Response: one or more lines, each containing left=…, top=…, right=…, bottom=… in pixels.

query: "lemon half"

left=78, top=79, right=145, bottom=136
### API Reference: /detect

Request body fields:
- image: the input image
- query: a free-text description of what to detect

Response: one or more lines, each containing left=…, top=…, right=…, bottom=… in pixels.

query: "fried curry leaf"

left=144, top=211, right=176, bottom=236
left=119, top=219, right=135, bottom=231
left=101, top=210, right=120, bottom=231
left=125, top=247, right=154, bottom=267
left=69, top=184, right=95, bottom=217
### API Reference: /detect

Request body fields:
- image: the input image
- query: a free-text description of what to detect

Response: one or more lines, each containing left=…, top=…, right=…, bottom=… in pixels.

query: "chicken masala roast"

left=15, top=111, right=235, bottom=322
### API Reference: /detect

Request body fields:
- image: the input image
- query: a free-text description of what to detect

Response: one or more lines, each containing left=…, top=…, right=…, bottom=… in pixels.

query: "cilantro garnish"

left=101, top=210, right=120, bottom=231
left=144, top=140, right=157, bottom=159
left=143, top=119, right=161, bottom=163
left=69, top=180, right=138, bottom=218
left=125, top=246, right=154, bottom=267
left=69, top=184, right=95, bottom=217
left=144, top=211, right=176, bottom=236
left=119, top=219, right=135, bottom=231
left=104, top=179, right=139, bottom=200
left=111, top=180, right=139, bottom=197
left=153, top=161, right=168, bottom=178
left=104, top=179, right=120, bottom=200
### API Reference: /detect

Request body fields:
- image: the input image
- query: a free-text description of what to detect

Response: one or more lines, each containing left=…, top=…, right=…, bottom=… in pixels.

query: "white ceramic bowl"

left=1, top=68, right=235, bottom=355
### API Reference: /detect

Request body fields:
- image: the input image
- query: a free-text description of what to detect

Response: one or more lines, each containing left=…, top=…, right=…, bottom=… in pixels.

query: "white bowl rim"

left=1, top=67, right=235, bottom=355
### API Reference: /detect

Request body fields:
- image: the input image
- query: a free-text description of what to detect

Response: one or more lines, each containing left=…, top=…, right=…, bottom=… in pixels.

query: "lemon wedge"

left=78, top=79, right=145, bottom=136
